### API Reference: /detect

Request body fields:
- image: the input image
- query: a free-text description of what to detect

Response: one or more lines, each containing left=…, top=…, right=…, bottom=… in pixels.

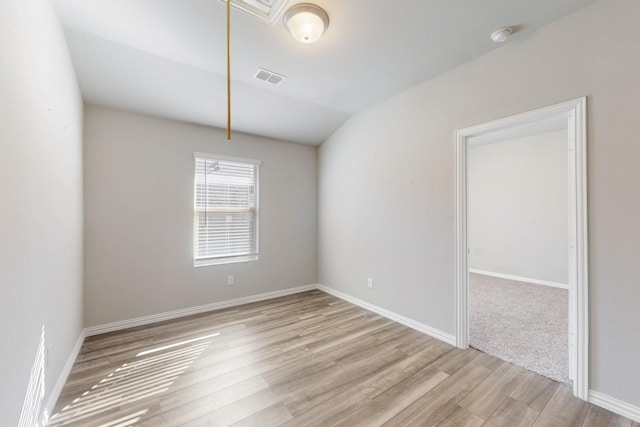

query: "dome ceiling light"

left=284, top=3, right=329, bottom=44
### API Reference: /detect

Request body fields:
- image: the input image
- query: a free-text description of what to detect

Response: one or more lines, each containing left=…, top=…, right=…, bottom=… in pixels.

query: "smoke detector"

left=254, top=68, right=286, bottom=85
left=490, top=27, right=513, bottom=43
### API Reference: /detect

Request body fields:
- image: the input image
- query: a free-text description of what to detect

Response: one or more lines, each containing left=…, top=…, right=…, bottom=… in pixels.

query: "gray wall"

left=468, top=130, right=569, bottom=285
left=318, top=0, right=640, bottom=407
left=83, top=105, right=318, bottom=327
left=0, top=0, right=84, bottom=423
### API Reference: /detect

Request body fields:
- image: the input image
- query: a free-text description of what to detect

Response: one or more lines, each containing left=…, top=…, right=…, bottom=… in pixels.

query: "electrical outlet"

left=367, top=278, right=374, bottom=289
left=227, top=275, right=234, bottom=285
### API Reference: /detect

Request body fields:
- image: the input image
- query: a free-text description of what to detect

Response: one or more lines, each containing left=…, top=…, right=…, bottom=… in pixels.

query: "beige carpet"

left=469, top=272, right=569, bottom=385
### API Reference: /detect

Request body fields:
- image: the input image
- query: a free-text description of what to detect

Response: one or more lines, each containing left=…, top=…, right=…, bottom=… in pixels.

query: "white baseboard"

left=469, top=269, right=569, bottom=290
left=316, top=284, right=456, bottom=346
left=43, top=329, right=85, bottom=424
left=84, top=284, right=317, bottom=337
left=589, top=390, right=640, bottom=423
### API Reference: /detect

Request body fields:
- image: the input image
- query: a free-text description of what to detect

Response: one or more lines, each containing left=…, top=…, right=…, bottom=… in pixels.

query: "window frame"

left=193, top=152, right=260, bottom=267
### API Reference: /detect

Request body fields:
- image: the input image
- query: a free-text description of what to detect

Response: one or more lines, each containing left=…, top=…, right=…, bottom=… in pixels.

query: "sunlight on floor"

left=48, top=333, right=220, bottom=426
left=136, top=333, right=219, bottom=357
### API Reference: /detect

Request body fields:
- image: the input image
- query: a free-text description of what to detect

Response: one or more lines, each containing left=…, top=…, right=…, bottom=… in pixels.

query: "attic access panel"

left=218, top=0, right=289, bottom=25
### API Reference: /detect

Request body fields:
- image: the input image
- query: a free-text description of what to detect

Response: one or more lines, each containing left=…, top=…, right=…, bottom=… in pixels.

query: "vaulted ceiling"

left=52, top=0, right=597, bottom=145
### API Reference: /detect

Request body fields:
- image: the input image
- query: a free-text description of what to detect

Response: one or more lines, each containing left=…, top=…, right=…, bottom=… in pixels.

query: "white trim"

left=86, top=281, right=456, bottom=347
left=193, top=152, right=261, bottom=165
left=468, top=269, right=568, bottom=290
left=84, top=284, right=317, bottom=336
left=194, top=254, right=259, bottom=267
left=573, top=97, right=590, bottom=401
left=455, top=97, right=589, bottom=400
left=455, top=128, right=469, bottom=352
left=317, top=284, right=456, bottom=346
left=42, top=330, right=85, bottom=425
left=589, top=391, right=640, bottom=423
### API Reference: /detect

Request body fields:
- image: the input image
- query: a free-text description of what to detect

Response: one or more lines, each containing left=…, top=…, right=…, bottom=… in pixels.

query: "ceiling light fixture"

left=284, top=3, right=329, bottom=44
left=490, top=27, right=513, bottom=43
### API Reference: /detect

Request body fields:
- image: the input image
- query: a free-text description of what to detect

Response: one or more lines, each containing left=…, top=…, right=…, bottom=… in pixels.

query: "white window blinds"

left=194, top=154, right=260, bottom=266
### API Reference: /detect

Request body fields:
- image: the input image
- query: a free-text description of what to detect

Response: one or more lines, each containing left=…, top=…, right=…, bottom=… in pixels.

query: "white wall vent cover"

left=219, top=0, right=289, bottom=25
left=254, top=68, right=286, bottom=85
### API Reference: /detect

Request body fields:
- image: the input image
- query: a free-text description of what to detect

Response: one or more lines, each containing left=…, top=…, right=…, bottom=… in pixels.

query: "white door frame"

left=455, top=97, right=589, bottom=400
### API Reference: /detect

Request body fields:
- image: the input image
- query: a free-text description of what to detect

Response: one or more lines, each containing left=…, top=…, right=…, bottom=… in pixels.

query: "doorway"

left=467, top=120, right=569, bottom=384
left=455, top=98, right=589, bottom=400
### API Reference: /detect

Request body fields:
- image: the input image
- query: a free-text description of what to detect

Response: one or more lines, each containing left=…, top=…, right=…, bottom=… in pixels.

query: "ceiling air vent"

left=254, top=68, right=286, bottom=85
left=218, top=0, right=289, bottom=25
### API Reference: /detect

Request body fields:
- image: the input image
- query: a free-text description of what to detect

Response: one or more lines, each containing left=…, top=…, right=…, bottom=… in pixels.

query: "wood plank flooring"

left=48, top=290, right=637, bottom=427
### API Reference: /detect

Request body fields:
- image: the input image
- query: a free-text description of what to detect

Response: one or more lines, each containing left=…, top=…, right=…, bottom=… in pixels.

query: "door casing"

left=454, top=97, right=589, bottom=400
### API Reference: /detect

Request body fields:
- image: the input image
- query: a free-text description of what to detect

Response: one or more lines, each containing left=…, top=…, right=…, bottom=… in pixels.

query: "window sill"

left=194, top=254, right=259, bottom=267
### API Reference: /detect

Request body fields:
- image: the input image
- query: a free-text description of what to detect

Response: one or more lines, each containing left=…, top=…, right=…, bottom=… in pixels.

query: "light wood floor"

left=49, top=290, right=637, bottom=427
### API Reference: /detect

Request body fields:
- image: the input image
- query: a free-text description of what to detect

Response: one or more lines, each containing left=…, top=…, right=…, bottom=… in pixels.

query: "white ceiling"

left=52, top=0, right=596, bottom=145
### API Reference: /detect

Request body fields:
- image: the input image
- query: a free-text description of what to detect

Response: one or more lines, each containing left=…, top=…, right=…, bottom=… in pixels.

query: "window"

left=193, top=153, right=260, bottom=266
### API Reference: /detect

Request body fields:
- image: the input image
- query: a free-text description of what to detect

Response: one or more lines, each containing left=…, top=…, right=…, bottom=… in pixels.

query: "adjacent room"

left=466, top=119, right=571, bottom=385
left=2, top=0, right=640, bottom=426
